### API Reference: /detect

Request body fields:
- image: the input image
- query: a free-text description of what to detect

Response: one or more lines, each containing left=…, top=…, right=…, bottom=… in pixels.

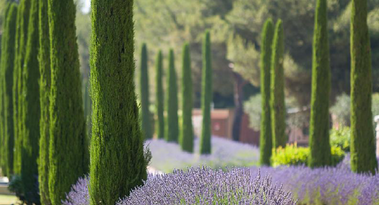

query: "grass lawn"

left=0, top=195, right=17, bottom=205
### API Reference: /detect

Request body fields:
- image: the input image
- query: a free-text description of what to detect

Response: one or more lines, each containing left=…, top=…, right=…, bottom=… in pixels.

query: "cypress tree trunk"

left=89, top=0, right=148, bottom=204
left=38, top=0, right=51, bottom=203
left=270, top=20, right=286, bottom=149
left=350, top=0, right=378, bottom=174
left=260, top=19, right=274, bottom=166
left=1, top=3, right=17, bottom=177
left=165, top=49, right=179, bottom=142
left=47, top=0, right=88, bottom=203
left=309, top=0, right=332, bottom=168
left=13, top=0, right=31, bottom=175
left=21, top=0, right=40, bottom=201
left=140, top=43, right=152, bottom=140
left=180, top=43, right=194, bottom=153
left=200, top=31, right=212, bottom=155
left=155, top=50, right=165, bottom=139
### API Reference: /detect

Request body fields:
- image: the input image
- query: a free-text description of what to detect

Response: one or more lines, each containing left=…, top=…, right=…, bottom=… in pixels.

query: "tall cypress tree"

left=350, top=0, right=378, bottom=174
left=21, top=0, right=40, bottom=201
left=180, top=43, right=194, bottom=153
left=13, top=0, right=31, bottom=174
left=165, top=49, right=179, bottom=143
left=155, top=50, right=165, bottom=139
left=89, top=0, right=148, bottom=204
left=270, top=20, right=286, bottom=149
left=38, top=0, right=51, bottom=203
left=309, top=0, right=332, bottom=168
left=140, top=43, right=152, bottom=140
left=1, top=3, right=17, bottom=177
left=260, top=19, right=274, bottom=166
left=200, top=31, right=212, bottom=155
left=47, top=0, right=88, bottom=203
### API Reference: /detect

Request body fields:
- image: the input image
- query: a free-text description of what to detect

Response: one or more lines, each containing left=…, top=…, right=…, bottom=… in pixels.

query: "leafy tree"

left=89, top=0, right=148, bottom=204
left=200, top=31, right=212, bottom=155
left=270, top=20, right=286, bottom=149
left=155, top=50, right=165, bottom=139
left=165, top=49, right=179, bottom=143
left=350, top=0, right=378, bottom=174
left=259, top=19, right=274, bottom=166
left=180, top=43, right=194, bottom=153
left=47, top=0, right=88, bottom=203
left=140, top=43, right=152, bottom=140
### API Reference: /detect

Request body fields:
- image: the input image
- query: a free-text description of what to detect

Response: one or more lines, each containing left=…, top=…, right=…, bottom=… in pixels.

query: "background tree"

left=270, top=20, right=286, bottom=149
left=47, top=0, right=88, bottom=203
left=200, top=31, right=212, bottom=155
left=309, top=0, right=332, bottom=168
left=350, top=0, right=378, bottom=174
left=155, top=50, right=165, bottom=139
left=38, top=0, right=51, bottom=203
left=259, top=19, right=274, bottom=166
left=180, top=43, right=194, bottom=153
left=165, top=49, right=179, bottom=143
left=89, top=0, right=148, bottom=204
left=140, top=43, right=152, bottom=140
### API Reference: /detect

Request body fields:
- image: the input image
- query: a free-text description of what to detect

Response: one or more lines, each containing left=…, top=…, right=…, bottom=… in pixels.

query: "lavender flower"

left=62, top=177, right=89, bottom=205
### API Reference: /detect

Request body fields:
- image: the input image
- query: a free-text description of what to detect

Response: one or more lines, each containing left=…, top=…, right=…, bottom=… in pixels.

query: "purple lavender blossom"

left=62, top=177, right=89, bottom=205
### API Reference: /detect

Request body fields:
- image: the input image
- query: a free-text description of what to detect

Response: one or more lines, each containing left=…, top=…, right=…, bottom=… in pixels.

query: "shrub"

left=330, top=93, right=350, bottom=126
left=8, top=174, right=40, bottom=204
left=330, top=127, right=350, bottom=152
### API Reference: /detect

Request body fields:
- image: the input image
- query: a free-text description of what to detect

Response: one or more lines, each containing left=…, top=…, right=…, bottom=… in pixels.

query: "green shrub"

left=330, top=127, right=350, bottom=152
left=330, top=93, right=350, bottom=126
left=331, top=146, right=345, bottom=166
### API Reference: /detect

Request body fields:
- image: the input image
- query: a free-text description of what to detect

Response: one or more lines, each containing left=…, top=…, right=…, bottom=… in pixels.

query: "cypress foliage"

left=260, top=19, right=274, bottom=166
left=140, top=43, right=152, bottom=140
left=350, top=0, right=378, bottom=174
left=38, top=0, right=51, bottom=203
left=89, top=0, right=148, bottom=204
left=155, top=50, right=165, bottom=139
left=200, top=31, right=212, bottom=155
left=180, top=43, right=194, bottom=153
left=165, top=49, right=179, bottom=142
left=1, top=3, right=17, bottom=177
left=270, top=20, right=286, bottom=149
left=309, top=0, right=332, bottom=168
left=13, top=0, right=31, bottom=174
left=21, top=0, right=40, bottom=201
left=47, top=0, right=88, bottom=203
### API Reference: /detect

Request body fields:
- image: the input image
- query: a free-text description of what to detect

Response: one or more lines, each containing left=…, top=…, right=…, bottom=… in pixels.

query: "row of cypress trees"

left=259, top=19, right=286, bottom=166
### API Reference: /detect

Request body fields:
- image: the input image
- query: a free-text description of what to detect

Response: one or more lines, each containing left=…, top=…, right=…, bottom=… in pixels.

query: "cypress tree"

left=140, top=43, right=152, bottom=140
left=180, top=43, right=194, bottom=153
left=89, top=0, right=148, bottom=204
left=38, top=0, right=51, bottom=203
left=309, top=0, right=332, bottom=168
left=21, top=0, right=40, bottom=201
left=155, top=50, right=165, bottom=139
left=270, top=20, right=286, bottom=149
left=165, top=49, right=179, bottom=142
left=1, top=3, right=17, bottom=177
left=47, top=0, right=88, bottom=203
left=200, top=31, right=212, bottom=155
left=13, top=0, right=31, bottom=174
left=260, top=19, right=274, bottom=166
left=350, top=0, right=378, bottom=174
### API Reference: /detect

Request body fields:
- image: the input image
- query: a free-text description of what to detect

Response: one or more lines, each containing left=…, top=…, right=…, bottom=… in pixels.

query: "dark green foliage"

left=21, top=0, right=40, bottom=201
left=13, top=0, right=31, bottom=175
left=259, top=19, right=274, bottom=166
left=140, top=43, right=152, bottom=140
left=350, top=0, right=378, bottom=174
left=38, top=0, right=51, bottom=203
left=180, top=43, right=194, bottom=153
left=47, top=0, right=88, bottom=203
left=270, top=20, right=286, bottom=149
left=308, top=0, right=332, bottom=168
left=0, top=2, right=17, bottom=177
left=200, top=31, right=212, bottom=155
left=155, top=50, right=165, bottom=139
left=89, top=0, right=148, bottom=204
left=83, top=78, right=92, bottom=138
left=165, top=49, right=179, bottom=143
